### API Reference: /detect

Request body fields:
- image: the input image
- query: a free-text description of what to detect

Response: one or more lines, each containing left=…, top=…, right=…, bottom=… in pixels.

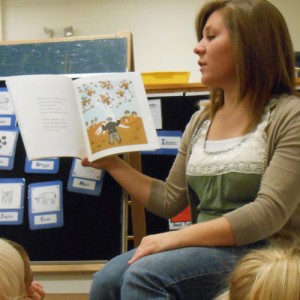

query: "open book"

left=6, top=72, right=159, bottom=161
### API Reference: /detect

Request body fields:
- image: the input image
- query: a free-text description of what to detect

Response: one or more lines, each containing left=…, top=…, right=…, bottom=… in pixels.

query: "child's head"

left=0, top=238, right=35, bottom=300
left=219, top=232, right=300, bottom=300
left=228, top=246, right=300, bottom=300
left=0, top=238, right=26, bottom=300
left=6, top=239, right=33, bottom=290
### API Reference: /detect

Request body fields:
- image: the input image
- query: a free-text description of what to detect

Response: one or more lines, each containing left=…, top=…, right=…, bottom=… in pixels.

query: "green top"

left=186, top=102, right=273, bottom=223
left=188, top=173, right=263, bottom=222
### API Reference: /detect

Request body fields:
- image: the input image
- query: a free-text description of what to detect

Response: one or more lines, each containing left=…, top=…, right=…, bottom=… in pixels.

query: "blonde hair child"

left=217, top=233, right=300, bottom=300
left=0, top=238, right=45, bottom=300
left=0, top=238, right=25, bottom=300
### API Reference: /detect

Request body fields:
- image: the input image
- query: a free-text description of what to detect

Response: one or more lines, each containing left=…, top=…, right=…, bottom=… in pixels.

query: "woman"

left=82, top=0, right=300, bottom=299
left=0, top=238, right=45, bottom=300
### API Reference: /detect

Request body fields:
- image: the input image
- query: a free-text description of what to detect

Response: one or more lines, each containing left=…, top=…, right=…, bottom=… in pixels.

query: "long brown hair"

left=195, top=0, right=297, bottom=132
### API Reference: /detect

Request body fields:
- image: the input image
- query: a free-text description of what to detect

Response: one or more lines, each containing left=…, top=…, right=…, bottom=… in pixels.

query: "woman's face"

left=194, top=10, right=237, bottom=90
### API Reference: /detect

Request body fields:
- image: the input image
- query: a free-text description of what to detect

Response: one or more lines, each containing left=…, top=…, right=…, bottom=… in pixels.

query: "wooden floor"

left=46, top=295, right=88, bottom=300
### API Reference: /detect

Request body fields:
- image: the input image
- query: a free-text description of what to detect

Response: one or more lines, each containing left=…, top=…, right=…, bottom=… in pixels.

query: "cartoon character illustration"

left=0, top=95, right=9, bottom=111
left=119, top=80, right=132, bottom=91
left=34, top=192, right=57, bottom=206
left=0, top=136, right=7, bottom=150
left=99, top=81, right=114, bottom=90
left=76, top=78, right=147, bottom=152
left=115, top=89, right=125, bottom=99
left=85, top=87, right=95, bottom=97
left=98, top=117, right=129, bottom=145
left=115, top=80, right=134, bottom=104
left=99, top=93, right=113, bottom=107
left=1, top=186, right=13, bottom=206
left=121, top=116, right=129, bottom=124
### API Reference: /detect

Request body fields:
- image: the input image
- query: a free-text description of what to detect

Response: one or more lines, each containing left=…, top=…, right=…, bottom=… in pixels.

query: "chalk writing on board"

left=0, top=38, right=127, bottom=76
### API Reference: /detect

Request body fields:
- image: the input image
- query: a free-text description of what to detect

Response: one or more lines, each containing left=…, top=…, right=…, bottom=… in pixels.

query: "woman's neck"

left=208, top=95, right=253, bottom=140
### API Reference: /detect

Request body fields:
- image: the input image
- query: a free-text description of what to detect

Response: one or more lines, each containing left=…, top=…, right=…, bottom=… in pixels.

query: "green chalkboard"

left=0, top=33, right=132, bottom=76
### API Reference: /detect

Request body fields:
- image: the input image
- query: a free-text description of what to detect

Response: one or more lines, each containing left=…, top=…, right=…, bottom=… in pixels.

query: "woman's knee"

left=89, top=267, right=123, bottom=300
left=92, top=268, right=116, bottom=288
left=121, top=261, right=169, bottom=299
left=122, top=258, right=165, bottom=290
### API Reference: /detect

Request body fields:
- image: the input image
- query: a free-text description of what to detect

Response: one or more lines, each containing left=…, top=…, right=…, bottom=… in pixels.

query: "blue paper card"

left=25, top=156, right=60, bottom=174
left=0, top=178, right=25, bottom=225
left=67, top=158, right=104, bottom=196
left=142, top=130, right=182, bottom=155
left=0, top=87, right=17, bottom=130
left=28, top=181, right=64, bottom=230
left=0, top=128, right=19, bottom=170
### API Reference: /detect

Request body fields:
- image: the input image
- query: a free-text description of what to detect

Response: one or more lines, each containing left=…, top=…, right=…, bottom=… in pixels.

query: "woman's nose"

left=194, top=41, right=205, bottom=55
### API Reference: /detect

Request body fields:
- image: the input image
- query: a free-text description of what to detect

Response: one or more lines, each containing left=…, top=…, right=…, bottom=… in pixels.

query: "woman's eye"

left=207, top=35, right=215, bottom=40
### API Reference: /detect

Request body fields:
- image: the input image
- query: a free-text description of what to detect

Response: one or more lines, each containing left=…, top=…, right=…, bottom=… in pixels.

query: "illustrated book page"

left=6, top=72, right=159, bottom=161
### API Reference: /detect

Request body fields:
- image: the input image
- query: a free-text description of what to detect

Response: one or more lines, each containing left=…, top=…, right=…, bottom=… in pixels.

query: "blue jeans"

left=89, top=241, right=267, bottom=300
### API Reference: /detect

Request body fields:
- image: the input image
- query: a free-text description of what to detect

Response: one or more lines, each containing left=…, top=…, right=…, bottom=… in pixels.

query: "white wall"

left=34, top=272, right=93, bottom=295
left=1, top=0, right=204, bottom=82
left=1, top=0, right=299, bottom=83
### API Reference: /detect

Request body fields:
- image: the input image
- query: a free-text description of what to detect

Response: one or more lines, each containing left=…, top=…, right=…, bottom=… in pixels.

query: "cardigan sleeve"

left=146, top=111, right=202, bottom=218
left=224, top=96, right=300, bottom=245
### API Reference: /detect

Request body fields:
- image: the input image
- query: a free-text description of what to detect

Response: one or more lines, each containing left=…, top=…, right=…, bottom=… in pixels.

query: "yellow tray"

left=141, top=72, right=190, bottom=84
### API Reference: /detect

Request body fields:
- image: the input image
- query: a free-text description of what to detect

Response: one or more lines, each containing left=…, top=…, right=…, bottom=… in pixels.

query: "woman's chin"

left=200, top=77, right=210, bottom=86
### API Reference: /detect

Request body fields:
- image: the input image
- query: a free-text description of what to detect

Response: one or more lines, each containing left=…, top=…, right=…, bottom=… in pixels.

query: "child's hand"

left=26, top=281, right=46, bottom=300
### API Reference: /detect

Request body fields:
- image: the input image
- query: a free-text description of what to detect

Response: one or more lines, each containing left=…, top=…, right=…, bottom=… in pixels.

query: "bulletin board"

left=0, top=32, right=134, bottom=262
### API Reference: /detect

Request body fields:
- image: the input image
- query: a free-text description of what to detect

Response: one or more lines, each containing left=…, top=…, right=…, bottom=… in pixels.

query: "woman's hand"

left=26, top=281, right=46, bottom=300
left=128, top=231, right=179, bottom=265
left=81, top=156, right=116, bottom=170
left=82, top=155, right=152, bottom=206
left=128, top=217, right=237, bottom=265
